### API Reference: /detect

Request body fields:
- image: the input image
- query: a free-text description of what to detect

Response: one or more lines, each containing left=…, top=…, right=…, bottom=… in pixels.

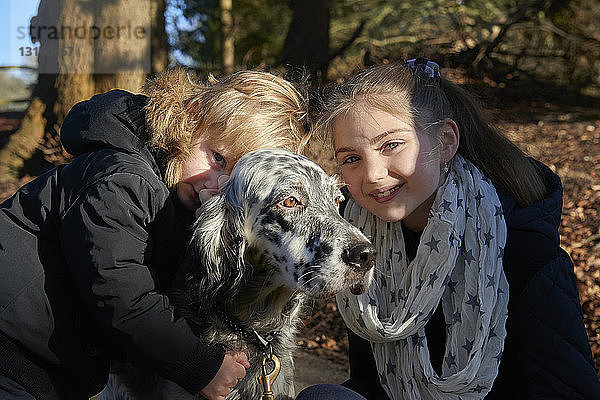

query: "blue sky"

left=1, top=0, right=40, bottom=68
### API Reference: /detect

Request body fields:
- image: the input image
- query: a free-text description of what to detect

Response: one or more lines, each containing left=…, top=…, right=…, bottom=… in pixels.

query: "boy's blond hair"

left=144, top=68, right=309, bottom=186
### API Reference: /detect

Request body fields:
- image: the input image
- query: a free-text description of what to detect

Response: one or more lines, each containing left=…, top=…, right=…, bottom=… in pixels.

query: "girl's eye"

left=340, top=155, right=359, bottom=165
left=383, top=142, right=400, bottom=151
left=281, top=196, right=301, bottom=208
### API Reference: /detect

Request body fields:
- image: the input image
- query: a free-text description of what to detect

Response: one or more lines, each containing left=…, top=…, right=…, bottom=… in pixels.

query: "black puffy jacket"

left=0, top=90, right=225, bottom=399
left=343, top=164, right=600, bottom=399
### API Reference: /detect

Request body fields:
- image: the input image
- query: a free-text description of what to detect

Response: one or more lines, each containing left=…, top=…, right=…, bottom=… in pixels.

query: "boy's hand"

left=196, top=174, right=230, bottom=216
left=200, top=350, right=250, bottom=400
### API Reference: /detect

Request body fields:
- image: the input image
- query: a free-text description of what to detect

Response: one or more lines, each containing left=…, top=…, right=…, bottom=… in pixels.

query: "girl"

left=0, top=68, right=308, bottom=400
left=297, top=60, right=600, bottom=399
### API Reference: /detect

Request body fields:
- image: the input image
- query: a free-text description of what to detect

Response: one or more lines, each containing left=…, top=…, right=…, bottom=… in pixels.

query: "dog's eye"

left=335, top=195, right=345, bottom=206
left=281, top=196, right=300, bottom=208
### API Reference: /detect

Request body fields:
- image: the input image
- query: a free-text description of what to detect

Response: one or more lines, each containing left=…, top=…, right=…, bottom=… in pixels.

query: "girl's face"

left=176, top=140, right=231, bottom=211
left=333, top=105, right=446, bottom=231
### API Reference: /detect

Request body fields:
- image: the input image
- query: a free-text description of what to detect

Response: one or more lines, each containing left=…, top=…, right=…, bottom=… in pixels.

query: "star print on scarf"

left=337, top=154, right=509, bottom=400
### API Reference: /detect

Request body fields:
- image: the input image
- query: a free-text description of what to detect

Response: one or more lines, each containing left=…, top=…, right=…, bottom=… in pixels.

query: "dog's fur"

left=101, top=148, right=375, bottom=400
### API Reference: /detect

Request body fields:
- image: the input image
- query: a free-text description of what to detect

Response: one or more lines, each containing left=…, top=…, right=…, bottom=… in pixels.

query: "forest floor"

left=1, top=72, right=599, bottom=383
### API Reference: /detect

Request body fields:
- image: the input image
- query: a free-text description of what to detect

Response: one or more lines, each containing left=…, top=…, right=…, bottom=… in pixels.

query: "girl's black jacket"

left=0, top=90, right=225, bottom=399
left=341, top=164, right=600, bottom=399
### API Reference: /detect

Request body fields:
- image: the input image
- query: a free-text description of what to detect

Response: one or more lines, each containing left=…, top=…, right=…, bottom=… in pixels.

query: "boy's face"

left=176, top=140, right=232, bottom=211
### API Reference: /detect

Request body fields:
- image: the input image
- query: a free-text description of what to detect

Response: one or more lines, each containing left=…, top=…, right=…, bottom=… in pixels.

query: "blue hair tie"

left=406, top=58, right=441, bottom=81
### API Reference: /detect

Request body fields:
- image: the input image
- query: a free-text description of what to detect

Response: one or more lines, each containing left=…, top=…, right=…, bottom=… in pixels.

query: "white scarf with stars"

left=337, top=155, right=509, bottom=400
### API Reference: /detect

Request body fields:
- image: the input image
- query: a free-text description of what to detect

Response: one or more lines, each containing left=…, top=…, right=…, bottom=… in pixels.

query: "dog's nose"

left=343, top=243, right=376, bottom=271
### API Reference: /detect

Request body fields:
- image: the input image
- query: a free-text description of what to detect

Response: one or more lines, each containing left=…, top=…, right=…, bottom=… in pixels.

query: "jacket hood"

left=142, top=68, right=199, bottom=154
left=60, top=69, right=196, bottom=183
left=61, top=89, right=149, bottom=156
left=61, top=68, right=195, bottom=155
left=497, top=161, right=564, bottom=245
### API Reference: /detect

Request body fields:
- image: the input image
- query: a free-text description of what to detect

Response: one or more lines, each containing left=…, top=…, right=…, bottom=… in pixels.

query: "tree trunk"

left=52, top=0, right=96, bottom=124
left=151, top=0, right=169, bottom=74
left=93, top=0, right=150, bottom=93
left=0, top=98, right=46, bottom=181
left=278, top=0, right=330, bottom=83
left=0, top=0, right=95, bottom=181
left=221, top=0, right=234, bottom=74
left=0, top=0, right=164, bottom=182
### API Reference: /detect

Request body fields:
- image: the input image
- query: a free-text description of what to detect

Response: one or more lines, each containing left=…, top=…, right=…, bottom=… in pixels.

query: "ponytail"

left=441, top=79, right=547, bottom=206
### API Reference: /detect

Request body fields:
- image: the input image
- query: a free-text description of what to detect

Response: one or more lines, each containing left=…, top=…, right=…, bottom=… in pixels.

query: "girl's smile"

left=333, top=105, right=448, bottom=231
left=369, top=183, right=402, bottom=202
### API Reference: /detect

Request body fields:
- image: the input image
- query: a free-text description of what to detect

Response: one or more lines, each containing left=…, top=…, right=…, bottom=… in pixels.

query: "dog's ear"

left=183, top=190, right=249, bottom=310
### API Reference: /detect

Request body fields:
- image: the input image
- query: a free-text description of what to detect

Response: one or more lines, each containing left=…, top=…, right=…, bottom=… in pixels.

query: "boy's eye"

left=213, top=152, right=226, bottom=165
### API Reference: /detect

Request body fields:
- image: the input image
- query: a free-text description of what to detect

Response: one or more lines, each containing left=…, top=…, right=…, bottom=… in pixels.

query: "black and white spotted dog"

left=102, top=148, right=375, bottom=400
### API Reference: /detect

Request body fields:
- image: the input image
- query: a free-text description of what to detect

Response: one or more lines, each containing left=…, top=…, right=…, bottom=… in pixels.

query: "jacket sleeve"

left=60, top=172, right=224, bottom=395
left=503, top=250, right=600, bottom=399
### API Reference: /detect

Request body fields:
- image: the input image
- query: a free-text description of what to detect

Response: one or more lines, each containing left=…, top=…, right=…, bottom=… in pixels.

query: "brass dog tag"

left=259, top=353, right=281, bottom=400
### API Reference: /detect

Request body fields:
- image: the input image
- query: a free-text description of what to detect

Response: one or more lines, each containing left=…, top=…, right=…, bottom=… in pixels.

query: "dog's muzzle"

left=342, top=243, right=376, bottom=271
left=342, top=242, right=376, bottom=295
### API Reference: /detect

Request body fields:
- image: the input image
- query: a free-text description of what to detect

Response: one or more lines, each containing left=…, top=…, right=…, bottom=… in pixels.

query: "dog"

left=101, top=148, right=376, bottom=400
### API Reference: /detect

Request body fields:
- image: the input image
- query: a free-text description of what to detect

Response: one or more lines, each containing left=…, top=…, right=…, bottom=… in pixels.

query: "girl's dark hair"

left=317, top=62, right=547, bottom=206
left=440, top=78, right=547, bottom=206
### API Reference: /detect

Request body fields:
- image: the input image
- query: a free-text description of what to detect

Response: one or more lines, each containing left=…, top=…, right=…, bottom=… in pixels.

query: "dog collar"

left=214, top=303, right=280, bottom=355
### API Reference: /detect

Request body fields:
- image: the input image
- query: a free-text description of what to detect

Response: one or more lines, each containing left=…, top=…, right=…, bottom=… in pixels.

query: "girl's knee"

left=296, top=383, right=366, bottom=400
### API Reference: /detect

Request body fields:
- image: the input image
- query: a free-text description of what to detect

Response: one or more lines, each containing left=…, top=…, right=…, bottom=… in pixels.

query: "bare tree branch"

left=328, top=20, right=366, bottom=63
